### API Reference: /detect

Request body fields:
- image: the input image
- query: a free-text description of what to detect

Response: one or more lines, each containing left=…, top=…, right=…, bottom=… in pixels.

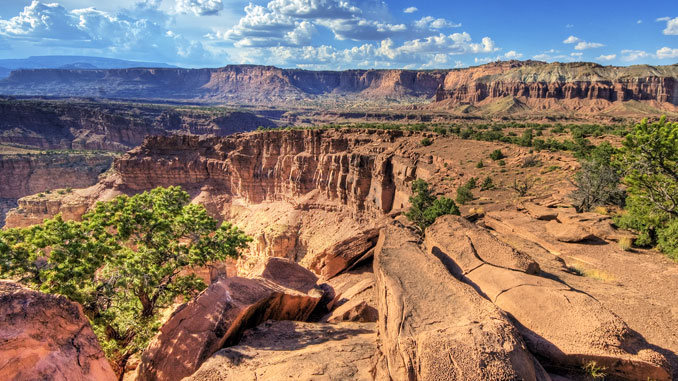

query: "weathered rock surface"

left=137, top=274, right=322, bottom=381
left=0, top=280, right=115, bottom=381
left=522, top=202, right=558, bottom=220
left=247, top=257, right=319, bottom=293
left=425, top=215, right=670, bottom=380
left=186, top=320, right=382, bottom=381
left=307, top=227, right=380, bottom=279
left=374, top=224, right=545, bottom=380
left=545, top=219, right=595, bottom=242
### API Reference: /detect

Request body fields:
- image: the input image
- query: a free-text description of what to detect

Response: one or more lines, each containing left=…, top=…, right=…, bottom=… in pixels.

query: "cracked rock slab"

left=425, top=215, right=670, bottom=380
left=374, top=224, right=546, bottom=380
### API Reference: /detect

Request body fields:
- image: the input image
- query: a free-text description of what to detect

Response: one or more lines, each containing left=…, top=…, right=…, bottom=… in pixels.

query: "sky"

left=0, top=0, right=676, bottom=69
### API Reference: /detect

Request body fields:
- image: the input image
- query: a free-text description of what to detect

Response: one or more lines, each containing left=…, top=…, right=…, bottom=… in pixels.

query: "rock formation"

left=1, top=61, right=676, bottom=112
left=0, top=98, right=276, bottom=151
left=0, top=280, right=115, bottom=381
left=137, top=260, right=323, bottom=381
left=425, top=215, right=670, bottom=380
left=187, top=320, right=382, bottom=381
left=374, top=224, right=547, bottom=380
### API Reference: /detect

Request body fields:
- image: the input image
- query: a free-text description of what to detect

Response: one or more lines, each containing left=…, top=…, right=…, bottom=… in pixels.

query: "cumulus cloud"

left=596, top=54, right=616, bottom=61
left=268, top=0, right=361, bottom=20
left=0, top=1, right=217, bottom=65
left=474, top=50, right=523, bottom=64
left=319, top=18, right=407, bottom=40
left=175, top=0, right=223, bottom=16
left=574, top=41, right=603, bottom=50
left=403, top=7, right=418, bottom=14
left=656, top=47, right=678, bottom=59
left=656, top=16, right=671, bottom=22
left=563, top=35, right=580, bottom=44
left=621, top=49, right=649, bottom=61
left=662, top=17, right=678, bottom=35
left=414, top=16, right=461, bottom=29
left=230, top=31, right=499, bottom=69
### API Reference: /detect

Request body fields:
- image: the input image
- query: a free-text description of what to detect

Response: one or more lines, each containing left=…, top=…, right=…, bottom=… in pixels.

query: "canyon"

left=4, top=129, right=678, bottom=380
left=0, top=61, right=676, bottom=116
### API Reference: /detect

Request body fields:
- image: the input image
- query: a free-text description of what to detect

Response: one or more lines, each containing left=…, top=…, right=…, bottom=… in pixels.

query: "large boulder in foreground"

left=137, top=270, right=323, bottom=381
left=307, top=227, right=380, bottom=279
left=187, top=320, right=383, bottom=381
left=0, top=280, right=115, bottom=381
left=374, top=225, right=546, bottom=380
left=425, top=215, right=670, bottom=380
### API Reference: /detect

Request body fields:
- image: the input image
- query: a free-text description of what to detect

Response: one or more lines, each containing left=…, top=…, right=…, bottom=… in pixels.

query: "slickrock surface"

left=374, top=224, right=546, bottom=380
left=186, top=320, right=382, bottom=381
left=426, top=215, right=670, bottom=380
left=0, top=280, right=115, bottom=381
left=137, top=273, right=322, bottom=381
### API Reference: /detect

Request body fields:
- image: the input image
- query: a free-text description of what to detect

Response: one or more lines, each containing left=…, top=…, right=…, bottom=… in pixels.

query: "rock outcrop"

left=0, top=280, right=115, bottom=381
left=1, top=62, right=676, bottom=112
left=0, top=153, right=114, bottom=199
left=425, top=215, right=670, bottom=380
left=187, top=320, right=382, bottom=381
left=137, top=268, right=323, bottom=381
left=374, top=224, right=546, bottom=380
left=0, top=98, right=276, bottom=151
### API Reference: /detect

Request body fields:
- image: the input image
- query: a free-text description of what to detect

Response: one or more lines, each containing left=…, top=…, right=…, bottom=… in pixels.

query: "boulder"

left=247, top=257, right=319, bottom=293
left=0, top=280, right=115, bottom=381
left=425, top=215, right=670, bottom=380
left=307, top=227, right=380, bottom=279
left=320, top=264, right=378, bottom=322
left=374, top=225, right=546, bottom=380
left=545, top=219, right=595, bottom=242
left=137, top=274, right=323, bottom=381
left=186, top=320, right=383, bottom=381
left=523, top=202, right=558, bottom=220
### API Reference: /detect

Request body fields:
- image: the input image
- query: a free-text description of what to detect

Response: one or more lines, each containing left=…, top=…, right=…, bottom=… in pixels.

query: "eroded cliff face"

left=0, top=98, right=276, bottom=151
left=1, top=61, right=676, bottom=111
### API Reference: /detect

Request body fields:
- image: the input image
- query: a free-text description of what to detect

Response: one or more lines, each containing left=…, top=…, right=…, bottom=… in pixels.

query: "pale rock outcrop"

left=137, top=272, right=323, bottom=381
left=186, top=320, right=383, bottom=381
left=425, top=215, right=670, bottom=380
left=522, top=202, right=558, bottom=220
left=0, top=280, right=115, bottom=381
left=545, top=219, right=595, bottom=242
left=374, top=224, right=546, bottom=380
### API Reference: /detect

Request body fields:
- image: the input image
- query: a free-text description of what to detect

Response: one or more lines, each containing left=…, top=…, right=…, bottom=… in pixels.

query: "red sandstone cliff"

left=1, top=61, right=676, bottom=112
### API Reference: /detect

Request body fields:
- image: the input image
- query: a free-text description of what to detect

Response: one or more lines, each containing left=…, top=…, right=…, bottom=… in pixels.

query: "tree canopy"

left=405, top=179, right=460, bottom=232
left=0, top=186, right=251, bottom=377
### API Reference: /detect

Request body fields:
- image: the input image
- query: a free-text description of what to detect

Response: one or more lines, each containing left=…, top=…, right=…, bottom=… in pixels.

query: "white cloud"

left=474, top=50, right=523, bottom=64
left=320, top=18, right=407, bottom=40
left=230, top=32, right=499, bottom=69
left=574, top=41, right=604, bottom=50
left=175, top=0, right=223, bottom=16
left=414, top=16, right=461, bottom=30
left=565, top=24, right=574, bottom=28
left=403, top=7, right=417, bottom=14
left=662, top=17, right=678, bottom=35
left=563, top=35, right=580, bottom=44
left=596, top=54, right=616, bottom=61
left=621, top=49, right=649, bottom=61
left=656, top=17, right=671, bottom=22
left=636, top=20, right=642, bottom=24
left=0, top=1, right=217, bottom=65
left=570, top=52, right=583, bottom=58
left=532, top=52, right=575, bottom=62
left=268, top=0, right=361, bottom=20
left=656, top=47, right=678, bottom=59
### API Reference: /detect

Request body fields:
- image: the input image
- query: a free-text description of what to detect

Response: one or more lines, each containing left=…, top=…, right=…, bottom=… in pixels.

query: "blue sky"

left=0, top=0, right=676, bottom=69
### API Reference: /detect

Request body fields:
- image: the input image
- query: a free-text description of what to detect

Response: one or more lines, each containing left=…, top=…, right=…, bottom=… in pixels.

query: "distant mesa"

left=0, top=60, right=675, bottom=116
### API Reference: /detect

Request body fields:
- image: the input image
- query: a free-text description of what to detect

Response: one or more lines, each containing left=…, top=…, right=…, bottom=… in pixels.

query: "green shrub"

left=420, top=137, right=433, bottom=146
left=456, top=185, right=474, bottom=205
left=404, top=179, right=460, bottom=232
left=480, top=176, right=494, bottom=191
left=464, top=177, right=478, bottom=189
left=489, top=149, right=504, bottom=160
left=476, top=160, right=484, bottom=168
left=498, top=159, right=506, bottom=167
